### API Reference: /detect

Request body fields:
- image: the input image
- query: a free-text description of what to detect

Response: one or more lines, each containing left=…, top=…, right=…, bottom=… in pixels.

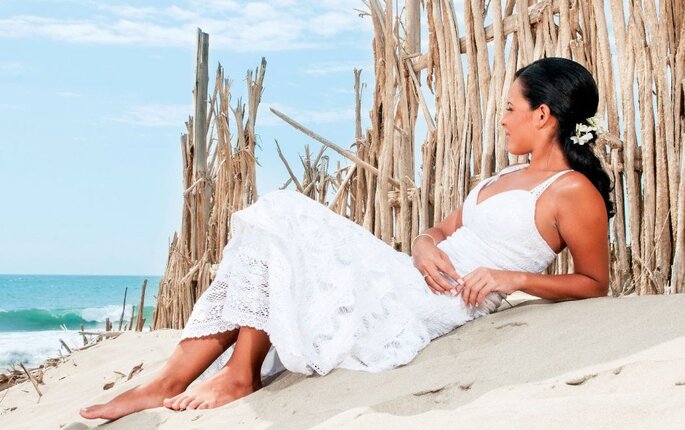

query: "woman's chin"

left=505, top=140, right=519, bottom=154
left=505, top=140, right=529, bottom=156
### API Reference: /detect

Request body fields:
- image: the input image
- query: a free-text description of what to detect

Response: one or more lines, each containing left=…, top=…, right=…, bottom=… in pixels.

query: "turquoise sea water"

left=0, top=274, right=159, bottom=371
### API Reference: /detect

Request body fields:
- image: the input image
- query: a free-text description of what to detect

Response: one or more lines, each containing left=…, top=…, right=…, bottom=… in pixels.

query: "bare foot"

left=80, top=378, right=185, bottom=420
left=163, top=366, right=260, bottom=411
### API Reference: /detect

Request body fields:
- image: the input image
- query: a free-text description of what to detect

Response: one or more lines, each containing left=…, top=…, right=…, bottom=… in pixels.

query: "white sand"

left=1, top=293, right=684, bottom=429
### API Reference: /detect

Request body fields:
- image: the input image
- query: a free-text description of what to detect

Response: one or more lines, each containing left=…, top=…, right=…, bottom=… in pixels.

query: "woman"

left=81, top=57, right=613, bottom=420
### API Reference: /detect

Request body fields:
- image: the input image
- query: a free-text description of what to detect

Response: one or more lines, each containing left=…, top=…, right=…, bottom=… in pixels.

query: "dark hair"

left=514, top=57, right=615, bottom=219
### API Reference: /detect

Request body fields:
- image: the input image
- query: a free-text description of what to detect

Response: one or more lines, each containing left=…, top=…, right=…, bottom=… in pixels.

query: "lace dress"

left=181, top=163, right=573, bottom=378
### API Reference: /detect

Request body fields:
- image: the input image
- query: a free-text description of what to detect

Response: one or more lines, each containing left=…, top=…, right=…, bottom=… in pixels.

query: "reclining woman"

left=81, top=57, right=613, bottom=420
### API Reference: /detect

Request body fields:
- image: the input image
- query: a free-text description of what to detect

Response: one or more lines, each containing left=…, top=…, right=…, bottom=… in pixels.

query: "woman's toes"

left=163, top=393, right=182, bottom=409
left=197, top=402, right=209, bottom=410
left=79, top=405, right=101, bottom=419
left=186, top=399, right=203, bottom=410
left=171, top=395, right=188, bottom=411
left=178, top=396, right=195, bottom=410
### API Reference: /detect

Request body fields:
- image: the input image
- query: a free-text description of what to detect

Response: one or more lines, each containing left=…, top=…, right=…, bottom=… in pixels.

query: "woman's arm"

left=412, top=206, right=464, bottom=247
left=513, top=271, right=607, bottom=300
left=524, top=175, right=610, bottom=299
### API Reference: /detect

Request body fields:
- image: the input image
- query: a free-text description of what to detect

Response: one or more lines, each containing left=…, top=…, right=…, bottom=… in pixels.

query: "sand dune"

left=1, top=293, right=684, bottom=429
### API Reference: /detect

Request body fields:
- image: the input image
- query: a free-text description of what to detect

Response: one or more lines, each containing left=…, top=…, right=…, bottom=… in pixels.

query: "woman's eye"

left=505, top=107, right=513, bottom=112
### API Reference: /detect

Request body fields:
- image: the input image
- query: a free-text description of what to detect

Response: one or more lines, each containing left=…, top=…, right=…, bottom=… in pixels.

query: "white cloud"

left=95, top=4, right=158, bottom=20
left=94, top=3, right=198, bottom=21
left=0, top=61, right=35, bottom=76
left=303, top=61, right=370, bottom=76
left=189, top=0, right=242, bottom=12
left=56, top=91, right=82, bottom=98
left=330, top=87, right=355, bottom=94
left=0, top=1, right=373, bottom=52
left=0, top=15, right=191, bottom=46
left=108, top=103, right=191, bottom=127
left=309, top=11, right=359, bottom=37
left=164, top=6, right=198, bottom=21
left=260, top=102, right=355, bottom=127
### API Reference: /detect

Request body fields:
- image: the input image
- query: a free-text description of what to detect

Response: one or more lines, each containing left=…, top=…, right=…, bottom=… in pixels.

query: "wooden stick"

left=128, top=305, right=135, bottom=331
left=328, top=164, right=357, bottom=209
left=80, top=324, right=87, bottom=346
left=79, top=331, right=123, bottom=338
left=270, top=108, right=401, bottom=187
left=59, top=338, right=72, bottom=354
left=412, top=1, right=560, bottom=72
left=136, top=279, right=147, bottom=332
left=118, top=287, right=128, bottom=331
left=19, top=363, right=42, bottom=399
left=274, top=140, right=303, bottom=192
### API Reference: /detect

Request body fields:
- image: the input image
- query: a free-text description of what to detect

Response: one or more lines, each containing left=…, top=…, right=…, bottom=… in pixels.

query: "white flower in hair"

left=571, top=115, right=603, bottom=146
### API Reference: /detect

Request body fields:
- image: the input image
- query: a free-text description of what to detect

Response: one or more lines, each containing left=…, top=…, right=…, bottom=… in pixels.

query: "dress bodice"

left=438, top=163, right=573, bottom=276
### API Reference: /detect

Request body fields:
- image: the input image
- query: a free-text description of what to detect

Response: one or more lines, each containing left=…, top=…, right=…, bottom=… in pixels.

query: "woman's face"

left=500, top=79, right=538, bottom=155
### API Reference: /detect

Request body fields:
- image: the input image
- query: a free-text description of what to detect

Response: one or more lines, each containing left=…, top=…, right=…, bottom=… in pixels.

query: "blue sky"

left=0, top=0, right=378, bottom=276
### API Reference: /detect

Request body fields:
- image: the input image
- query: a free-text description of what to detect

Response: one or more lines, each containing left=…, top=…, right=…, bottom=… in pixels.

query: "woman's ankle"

left=151, top=373, right=190, bottom=394
left=221, top=363, right=261, bottom=388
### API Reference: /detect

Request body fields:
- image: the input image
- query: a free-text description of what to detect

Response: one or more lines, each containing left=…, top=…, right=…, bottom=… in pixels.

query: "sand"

left=1, top=292, right=684, bottom=429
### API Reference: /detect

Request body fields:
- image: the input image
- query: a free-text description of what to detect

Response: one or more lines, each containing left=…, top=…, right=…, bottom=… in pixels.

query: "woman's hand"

left=457, top=267, right=522, bottom=307
left=412, top=237, right=464, bottom=295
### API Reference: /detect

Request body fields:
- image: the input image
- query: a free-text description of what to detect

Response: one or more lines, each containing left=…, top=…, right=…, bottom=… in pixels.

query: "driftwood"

left=78, top=331, right=123, bottom=338
left=126, top=363, right=144, bottom=381
left=58, top=339, right=72, bottom=354
left=118, top=287, right=128, bottom=331
left=151, top=27, right=266, bottom=329
left=18, top=363, right=42, bottom=400
left=135, top=280, right=147, bottom=332
left=0, top=325, right=127, bottom=395
left=127, top=305, right=134, bottom=331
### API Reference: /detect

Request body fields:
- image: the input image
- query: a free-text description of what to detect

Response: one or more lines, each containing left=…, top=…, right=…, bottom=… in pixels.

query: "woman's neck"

left=527, top=141, right=570, bottom=172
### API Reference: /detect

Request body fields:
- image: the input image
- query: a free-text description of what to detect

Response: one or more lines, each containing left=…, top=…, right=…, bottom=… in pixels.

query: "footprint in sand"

left=494, top=321, right=528, bottom=329
left=565, top=373, right=597, bottom=386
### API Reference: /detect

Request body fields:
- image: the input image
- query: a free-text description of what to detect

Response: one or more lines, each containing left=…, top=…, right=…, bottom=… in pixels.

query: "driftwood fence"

left=153, top=0, right=684, bottom=329
left=152, top=30, right=264, bottom=329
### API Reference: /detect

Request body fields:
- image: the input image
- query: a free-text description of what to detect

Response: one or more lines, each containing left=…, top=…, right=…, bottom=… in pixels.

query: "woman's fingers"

left=436, top=258, right=463, bottom=288
left=424, top=275, right=444, bottom=294
left=417, top=252, right=463, bottom=296
left=475, top=285, right=493, bottom=308
left=426, top=271, right=450, bottom=294
left=430, top=265, right=458, bottom=293
left=421, top=264, right=452, bottom=294
left=463, top=277, right=487, bottom=307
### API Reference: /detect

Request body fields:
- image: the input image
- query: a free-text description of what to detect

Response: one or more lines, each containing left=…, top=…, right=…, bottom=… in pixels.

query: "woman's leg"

left=80, top=329, right=239, bottom=420
left=163, top=326, right=272, bottom=411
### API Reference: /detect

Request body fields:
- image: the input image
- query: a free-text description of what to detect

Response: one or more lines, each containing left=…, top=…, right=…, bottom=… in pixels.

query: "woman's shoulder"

left=555, top=170, right=598, bottom=195
left=554, top=171, right=606, bottom=219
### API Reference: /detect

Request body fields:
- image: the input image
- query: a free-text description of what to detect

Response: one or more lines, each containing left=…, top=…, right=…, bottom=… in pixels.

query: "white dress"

left=181, top=163, right=573, bottom=378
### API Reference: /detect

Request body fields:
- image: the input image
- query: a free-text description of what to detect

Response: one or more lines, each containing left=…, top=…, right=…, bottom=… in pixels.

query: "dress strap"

left=498, top=163, right=529, bottom=177
left=531, top=170, right=573, bottom=200
left=479, top=163, right=529, bottom=189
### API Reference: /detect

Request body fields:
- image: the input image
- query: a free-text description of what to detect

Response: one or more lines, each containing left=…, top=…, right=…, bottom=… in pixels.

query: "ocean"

left=0, top=274, right=159, bottom=372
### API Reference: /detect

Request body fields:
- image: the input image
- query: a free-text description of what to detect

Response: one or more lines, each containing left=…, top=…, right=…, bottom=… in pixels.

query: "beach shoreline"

left=0, top=274, right=159, bottom=373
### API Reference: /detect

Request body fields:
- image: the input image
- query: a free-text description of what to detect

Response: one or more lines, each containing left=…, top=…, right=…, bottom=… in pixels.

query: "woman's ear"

left=536, top=104, right=554, bottom=129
